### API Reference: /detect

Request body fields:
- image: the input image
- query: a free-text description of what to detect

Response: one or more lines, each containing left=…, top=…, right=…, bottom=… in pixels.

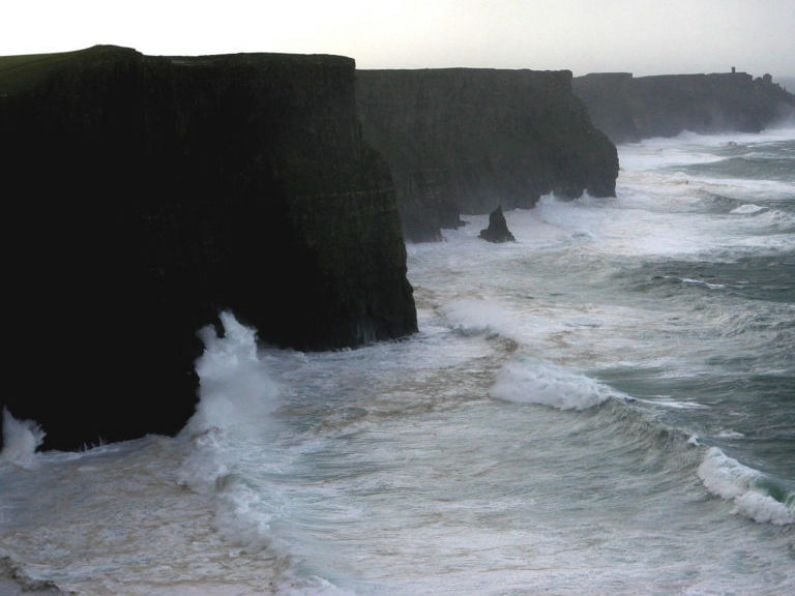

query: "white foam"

left=749, top=208, right=795, bottom=232
left=0, top=408, right=45, bottom=470
left=442, top=299, right=545, bottom=342
left=715, top=429, right=745, bottom=439
left=679, top=277, right=726, bottom=290
left=181, top=311, right=280, bottom=439
left=609, top=128, right=795, bottom=260
left=638, top=398, right=710, bottom=410
left=697, top=447, right=794, bottom=525
left=734, top=492, right=795, bottom=526
left=177, top=312, right=284, bottom=552
left=730, top=203, right=766, bottom=215
left=490, top=358, right=618, bottom=410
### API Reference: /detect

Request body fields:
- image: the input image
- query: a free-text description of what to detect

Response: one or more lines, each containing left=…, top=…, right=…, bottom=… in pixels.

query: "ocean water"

left=1, top=128, right=794, bottom=594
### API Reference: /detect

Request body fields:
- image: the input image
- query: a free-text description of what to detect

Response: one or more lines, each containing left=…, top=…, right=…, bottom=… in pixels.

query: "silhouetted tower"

left=731, top=66, right=736, bottom=74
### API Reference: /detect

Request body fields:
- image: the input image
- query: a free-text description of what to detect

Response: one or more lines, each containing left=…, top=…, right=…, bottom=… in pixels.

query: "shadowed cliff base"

left=0, top=45, right=416, bottom=451
left=573, top=71, right=795, bottom=144
left=357, top=68, right=618, bottom=242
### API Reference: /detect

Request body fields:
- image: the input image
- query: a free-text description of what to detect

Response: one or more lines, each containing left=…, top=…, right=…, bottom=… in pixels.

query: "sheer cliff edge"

left=357, top=69, right=619, bottom=242
left=0, top=45, right=417, bottom=450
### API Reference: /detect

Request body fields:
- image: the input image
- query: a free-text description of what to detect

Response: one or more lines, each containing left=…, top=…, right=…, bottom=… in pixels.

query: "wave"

left=181, top=312, right=281, bottom=441
left=0, top=408, right=45, bottom=470
left=471, top=342, right=795, bottom=527
left=730, top=203, right=767, bottom=214
left=177, top=312, right=285, bottom=550
left=489, top=357, right=619, bottom=410
left=176, top=312, right=351, bottom=593
left=489, top=359, right=795, bottom=526
left=623, top=127, right=795, bottom=150
left=743, top=207, right=795, bottom=233
left=674, top=276, right=726, bottom=290
left=698, top=447, right=795, bottom=525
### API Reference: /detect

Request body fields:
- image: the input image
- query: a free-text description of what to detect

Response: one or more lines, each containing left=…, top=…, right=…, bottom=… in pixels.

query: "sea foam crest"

left=176, top=313, right=351, bottom=593
left=730, top=203, right=766, bottom=215
left=490, top=358, right=618, bottom=410
left=177, top=311, right=283, bottom=550
left=182, top=311, right=280, bottom=438
left=697, top=447, right=794, bottom=525
left=0, top=408, right=45, bottom=470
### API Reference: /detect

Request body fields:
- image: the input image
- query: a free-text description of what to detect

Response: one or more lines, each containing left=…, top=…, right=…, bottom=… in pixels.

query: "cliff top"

left=577, top=71, right=754, bottom=81
left=0, top=45, right=355, bottom=93
left=359, top=67, right=572, bottom=80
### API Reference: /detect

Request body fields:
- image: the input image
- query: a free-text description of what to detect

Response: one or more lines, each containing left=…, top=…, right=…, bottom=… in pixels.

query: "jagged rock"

left=356, top=68, right=619, bottom=242
left=0, top=45, right=417, bottom=451
left=479, top=206, right=515, bottom=243
left=573, top=72, right=795, bottom=144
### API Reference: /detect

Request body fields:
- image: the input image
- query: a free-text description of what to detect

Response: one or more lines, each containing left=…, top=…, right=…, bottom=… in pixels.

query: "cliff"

left=0, top=45, right=416, bottom=451
left=778, top=76, right=795, bottom=94
left=573, top=72, right=795, bottom=144
left=356, top=69, right=619, bottom=242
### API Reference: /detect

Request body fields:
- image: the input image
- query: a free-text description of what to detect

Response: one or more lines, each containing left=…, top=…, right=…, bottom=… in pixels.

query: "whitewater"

left=1, top=128, right=794, bottom=594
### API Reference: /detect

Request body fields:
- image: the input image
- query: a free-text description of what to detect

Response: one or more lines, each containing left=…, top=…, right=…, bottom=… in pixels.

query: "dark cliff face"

left=573, top=72, right=795, bottom=144
left=0, top=45, right=416, bottom=451
left=356, top=69, right=619, bottom=242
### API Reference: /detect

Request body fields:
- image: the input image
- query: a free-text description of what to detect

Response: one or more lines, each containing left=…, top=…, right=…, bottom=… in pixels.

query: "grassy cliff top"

left=0, top=46, right=139, bottom=93
left=0, top=45, right=355, bottom=94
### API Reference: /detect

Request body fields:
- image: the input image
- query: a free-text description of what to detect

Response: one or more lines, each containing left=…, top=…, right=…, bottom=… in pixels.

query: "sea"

left=1, top=127, right=794, bottom=595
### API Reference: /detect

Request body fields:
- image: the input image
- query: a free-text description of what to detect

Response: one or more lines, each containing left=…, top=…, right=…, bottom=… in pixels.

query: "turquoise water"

left=1, top=129, right=794, bottom=594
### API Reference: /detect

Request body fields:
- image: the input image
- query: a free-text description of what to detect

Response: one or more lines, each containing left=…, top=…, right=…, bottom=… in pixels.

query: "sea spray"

left=182, top=311, right=281, bottom=439
left=177, top=311, right=285, bottom=552
left=174, top=312, right=356, bottom=592
left=0, top=409, right=45, bottom=470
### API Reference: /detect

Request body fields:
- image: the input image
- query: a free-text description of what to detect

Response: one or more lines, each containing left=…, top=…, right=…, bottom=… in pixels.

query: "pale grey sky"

left=2, top=1, right=794, bottom=76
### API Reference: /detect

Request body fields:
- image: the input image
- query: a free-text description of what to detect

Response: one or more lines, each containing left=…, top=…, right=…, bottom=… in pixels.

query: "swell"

left=679, top=155, right=795, bottom=182
left=446, top=313, right=795, bottom=526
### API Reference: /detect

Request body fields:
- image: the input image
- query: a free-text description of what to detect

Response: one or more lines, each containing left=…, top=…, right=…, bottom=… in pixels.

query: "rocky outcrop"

left=0, top=45, right=417, bottom=451
left=573, top=72, right=795, bottom=144
left=356, top=69, right=619, bottom=242
left=479, top=206, right=515, bottom=243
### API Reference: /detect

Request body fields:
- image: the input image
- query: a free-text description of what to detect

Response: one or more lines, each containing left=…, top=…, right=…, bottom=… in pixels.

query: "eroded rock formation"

left=479, top=206, right=516, bottom=243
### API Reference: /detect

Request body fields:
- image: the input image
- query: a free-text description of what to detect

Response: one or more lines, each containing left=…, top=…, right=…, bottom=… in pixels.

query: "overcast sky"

left=2, top=1, right=793, bottom=76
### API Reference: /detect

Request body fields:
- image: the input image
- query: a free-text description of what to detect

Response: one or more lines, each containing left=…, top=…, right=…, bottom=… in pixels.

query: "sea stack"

left=357, top=68, right=619, bottom=242
left=0, top=45, right=417, bottom=450
left=479, top=206, right=516, bottom=243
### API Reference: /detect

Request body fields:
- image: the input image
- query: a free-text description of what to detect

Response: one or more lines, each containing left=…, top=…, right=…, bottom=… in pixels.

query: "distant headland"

left=573, top=70, right=795, bottom=144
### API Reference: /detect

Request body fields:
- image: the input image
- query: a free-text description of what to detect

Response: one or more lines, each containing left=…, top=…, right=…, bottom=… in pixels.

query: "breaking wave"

left=489, top=358, right=619, bottom=410
left=698, top=447, right=795, bottom=525
left=0, top=409, right=45, bottom=470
